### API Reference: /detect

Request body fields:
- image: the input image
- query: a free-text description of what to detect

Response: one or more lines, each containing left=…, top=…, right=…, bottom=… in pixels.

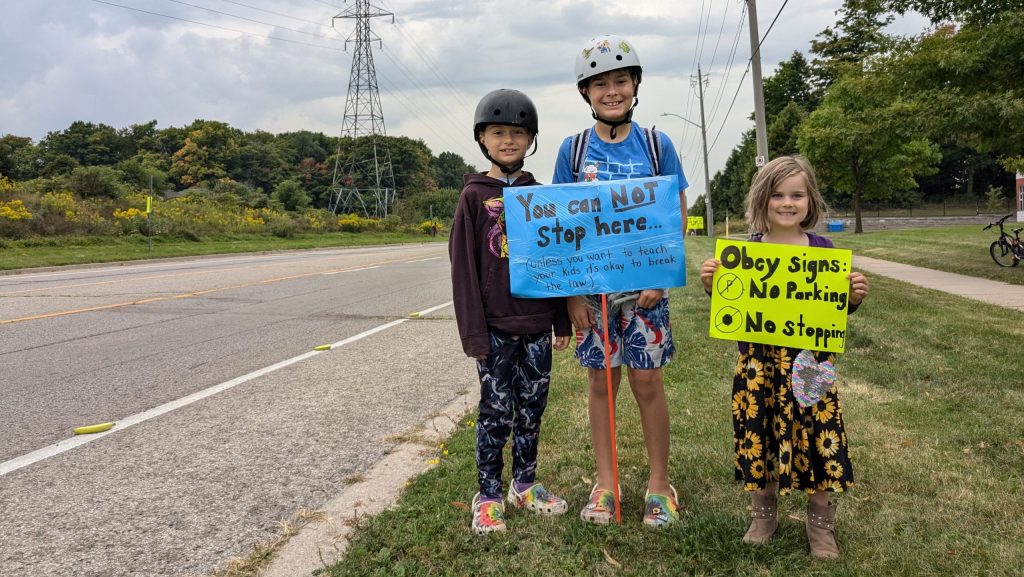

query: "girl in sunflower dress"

left=699, top=155, right=869, bottom=559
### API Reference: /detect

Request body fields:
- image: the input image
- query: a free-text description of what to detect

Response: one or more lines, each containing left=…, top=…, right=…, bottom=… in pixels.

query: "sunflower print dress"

left=732, top=343, right=853, bottom=494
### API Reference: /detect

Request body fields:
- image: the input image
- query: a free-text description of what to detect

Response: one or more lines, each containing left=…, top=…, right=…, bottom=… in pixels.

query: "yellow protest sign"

left=687, top=215, right=704, bottom=230
left=708, top=239, right=853, bottom=353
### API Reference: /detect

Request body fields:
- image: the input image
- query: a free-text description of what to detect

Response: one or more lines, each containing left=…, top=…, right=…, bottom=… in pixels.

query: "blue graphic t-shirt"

left=551, top=121, right=689, bottom=190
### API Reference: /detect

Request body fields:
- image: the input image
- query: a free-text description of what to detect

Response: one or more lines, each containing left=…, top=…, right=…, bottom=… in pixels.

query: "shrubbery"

left=0, top=178, right=442, bottom=241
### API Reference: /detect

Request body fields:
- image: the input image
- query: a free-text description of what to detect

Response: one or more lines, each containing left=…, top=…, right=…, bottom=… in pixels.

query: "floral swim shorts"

left=574, top=293, right=675, bottom=369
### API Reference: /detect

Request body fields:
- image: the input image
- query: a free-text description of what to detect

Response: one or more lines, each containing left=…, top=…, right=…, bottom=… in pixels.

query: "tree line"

left=0, top=119, right=472, bottom=225
left=695, top=0, right=1024, bottom=232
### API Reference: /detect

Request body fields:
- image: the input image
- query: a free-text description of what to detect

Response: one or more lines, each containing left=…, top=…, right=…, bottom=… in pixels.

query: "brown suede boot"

left=742, top=492, right=778, bottom=544
left=806, top=500, right=839, bottom=559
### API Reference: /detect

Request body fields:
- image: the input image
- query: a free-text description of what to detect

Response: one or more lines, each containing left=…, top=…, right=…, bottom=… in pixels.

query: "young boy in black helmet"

left=449, top=88, right=572, bottom=534
left=553, top=35, right=689, bottom=527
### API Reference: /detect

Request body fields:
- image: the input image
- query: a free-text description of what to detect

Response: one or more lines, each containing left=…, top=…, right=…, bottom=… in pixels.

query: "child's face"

left=582, top=69, right=636, bottom=121
left=479, top=124, right=532, bottom=166
left=767, top=173, right=810, bottom=232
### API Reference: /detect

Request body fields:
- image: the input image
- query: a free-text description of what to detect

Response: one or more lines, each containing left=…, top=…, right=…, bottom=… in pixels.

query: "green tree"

left=228, top=133, right=290, bottom=193
left=379, top=135, right=437, bottom=196
left=116, top=151, right=169, bottom=193
left=798, top=68, right=941, bottom=232
left=767, top=101, right=807, bottom=158
left=0, top=135, right=36, bottom=181
left=69, top=166, right=126, bottom=198
left=432, top=151, right=476, bottom=189
left=878, top=14, right=1024, bottom=171
left=708, top=130, right=756, bottom=225
left=398, top=187, right=461, bottom=223
left=276, top=130, right=332, bottom=165
left=169, top=120, right=242, bottom=189
left=295, top=157, right=333, bottom=209
left=38, top=121, right=127, bottom=169
left=763, top=51, right=819, bottom=121
left=881, top=0, right=1023, bottom=25
left=809, top=0, right=896, bottom=91
left=271, top=179, right=310, bottom=212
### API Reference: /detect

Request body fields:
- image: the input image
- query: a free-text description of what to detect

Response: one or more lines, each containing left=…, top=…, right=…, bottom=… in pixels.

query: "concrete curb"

left=261, top=387, right=480, bottom=577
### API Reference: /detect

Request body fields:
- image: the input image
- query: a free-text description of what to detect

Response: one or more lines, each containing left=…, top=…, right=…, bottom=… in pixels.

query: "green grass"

left=0, top=232, right=443, bottom=271
left=323, top=237, right=1024, bottom=577
left=823, top=225, right=1024, bottom=285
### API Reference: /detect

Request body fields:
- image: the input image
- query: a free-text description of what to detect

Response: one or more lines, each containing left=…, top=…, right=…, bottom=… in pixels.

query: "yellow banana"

left=73, top=422, right=115, bottom=435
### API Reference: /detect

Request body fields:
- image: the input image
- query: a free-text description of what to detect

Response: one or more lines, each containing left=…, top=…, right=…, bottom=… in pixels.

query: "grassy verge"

left=0, top=232, right=443, bottom=271
left=823, top=225, right=1024, bottom=285
left=323, top=237, right=1024, bottom=577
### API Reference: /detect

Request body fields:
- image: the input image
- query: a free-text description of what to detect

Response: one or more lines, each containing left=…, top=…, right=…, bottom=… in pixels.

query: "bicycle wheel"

left=990, top=240, right=1020, bottom=267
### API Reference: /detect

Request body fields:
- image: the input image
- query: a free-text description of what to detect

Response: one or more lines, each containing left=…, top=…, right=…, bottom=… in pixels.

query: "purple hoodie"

left=449, top=172, right=571, bottom=358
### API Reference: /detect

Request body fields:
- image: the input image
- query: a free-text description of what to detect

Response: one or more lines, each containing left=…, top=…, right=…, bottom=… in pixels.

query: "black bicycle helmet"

left=473, top=89, right=539, bottom=175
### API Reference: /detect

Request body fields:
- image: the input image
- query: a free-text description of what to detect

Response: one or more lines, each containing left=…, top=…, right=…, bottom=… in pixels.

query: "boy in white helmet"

left=552, top=35, right=689, bottom=527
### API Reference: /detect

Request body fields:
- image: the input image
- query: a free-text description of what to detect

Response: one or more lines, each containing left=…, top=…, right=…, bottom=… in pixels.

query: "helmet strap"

left=591, top=97, right=639, bottom=140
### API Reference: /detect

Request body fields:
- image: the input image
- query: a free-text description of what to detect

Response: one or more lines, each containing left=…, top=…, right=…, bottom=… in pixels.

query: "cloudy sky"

left=1, top=0, right=930, bottom=205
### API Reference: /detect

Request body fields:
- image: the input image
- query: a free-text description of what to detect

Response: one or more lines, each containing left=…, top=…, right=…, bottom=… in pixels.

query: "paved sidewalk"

left=854, top=255, right=1024, bottom=311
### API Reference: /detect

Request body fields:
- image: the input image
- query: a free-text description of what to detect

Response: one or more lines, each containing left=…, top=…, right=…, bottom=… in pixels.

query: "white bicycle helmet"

left=574, top=35, right=643, bottom=138
left=574, top=35, right=643, bottom=89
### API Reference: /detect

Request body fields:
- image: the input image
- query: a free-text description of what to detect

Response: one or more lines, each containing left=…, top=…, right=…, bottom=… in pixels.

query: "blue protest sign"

left=503, top=176, right=686, bottom=297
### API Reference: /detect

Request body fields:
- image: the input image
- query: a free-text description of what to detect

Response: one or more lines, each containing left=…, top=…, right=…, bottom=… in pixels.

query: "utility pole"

left=695, top=65, right=713, bottom=236
left=747, top=0, right=769, bottom=169
left=662, top=66, right=713, bottom=237
left=329, top=0, right=397, bottom=218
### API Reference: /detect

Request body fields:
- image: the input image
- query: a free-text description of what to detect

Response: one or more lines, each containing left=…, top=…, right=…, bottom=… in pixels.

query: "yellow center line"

left=0, top=264, right=264, bottom=296
left=0, top=250, right=428, bottom=296
left=0, top=254, right=433, bottom=325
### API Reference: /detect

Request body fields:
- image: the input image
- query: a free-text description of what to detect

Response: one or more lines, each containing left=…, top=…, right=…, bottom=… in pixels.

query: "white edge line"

left=322, top=265, right=379, bottom=276
left=0, top=309, right=441, bottom=477
left=415, top=301, right=454, bottom=316
left=405, top=257, right=441, bottom=263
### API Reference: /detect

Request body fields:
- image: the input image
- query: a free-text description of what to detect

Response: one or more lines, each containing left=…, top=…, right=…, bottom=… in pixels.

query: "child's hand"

left=636, top=288, right=664, bottom=309
left=848, top=271, right=869, bottom=305
left=699, top=258, right=720, bottom=294
left=474, top=354, right=488, bottom=362
left=553, top=336, right=570, bottom=351
left=567, top=295, right=594, bottom=330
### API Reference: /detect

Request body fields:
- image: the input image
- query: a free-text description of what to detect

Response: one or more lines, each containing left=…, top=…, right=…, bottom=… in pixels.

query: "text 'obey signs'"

left=709, top=239, right=852, bottom=353
left=504, top=176, right=685, bottom=297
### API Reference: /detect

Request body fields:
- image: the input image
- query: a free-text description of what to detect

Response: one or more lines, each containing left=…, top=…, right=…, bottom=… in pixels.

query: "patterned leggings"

left=475, top=330, right=552, bottom=499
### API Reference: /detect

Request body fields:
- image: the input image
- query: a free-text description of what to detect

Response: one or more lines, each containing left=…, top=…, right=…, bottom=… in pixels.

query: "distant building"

left=1018, top=172, right=1024, bottom=221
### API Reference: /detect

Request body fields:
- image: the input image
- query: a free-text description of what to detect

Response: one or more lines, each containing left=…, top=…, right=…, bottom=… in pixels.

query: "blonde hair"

left=744, top=155, right=827, bottom=234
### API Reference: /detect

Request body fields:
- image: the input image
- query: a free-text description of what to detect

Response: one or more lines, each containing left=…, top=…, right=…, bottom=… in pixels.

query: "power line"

left=219, top=0, right=329, bottom=29
left=375, top=47, right=472, bottom=152
left=708, top=0, right=790, bottom=154
left=707, top=2, right=747, bottom=127
left=752, top=0, right=789, bottom=58
left=705, top=0, right=731, bottom=70
left=159, top=0, right=344, bottom=42
left=378, top=2, right=475, bottom=115
left=88, top=0, right=346, bottom=51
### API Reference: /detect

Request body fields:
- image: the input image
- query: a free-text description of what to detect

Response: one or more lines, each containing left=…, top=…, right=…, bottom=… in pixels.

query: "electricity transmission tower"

left=328, top=0, right=396, bottom=218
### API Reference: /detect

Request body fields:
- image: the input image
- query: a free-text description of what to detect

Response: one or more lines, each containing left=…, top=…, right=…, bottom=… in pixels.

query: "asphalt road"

left=0, top=243, right=476, bottom=577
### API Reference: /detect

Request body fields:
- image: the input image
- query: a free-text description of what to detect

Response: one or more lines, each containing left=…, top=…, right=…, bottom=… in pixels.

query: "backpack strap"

left=570, top=128, right=592, bottom=182
left=572, top=126, right=660, bottom=180
left=643, top=127, right=662, bottom=176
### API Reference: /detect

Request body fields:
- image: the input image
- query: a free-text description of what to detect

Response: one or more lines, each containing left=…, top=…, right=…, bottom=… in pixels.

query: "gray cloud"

left=1, top=0, right=930, bottom=198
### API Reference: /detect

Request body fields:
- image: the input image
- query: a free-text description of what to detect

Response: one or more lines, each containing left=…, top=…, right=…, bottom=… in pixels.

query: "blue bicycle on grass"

left=984, top=214, right=1024, bottom=267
